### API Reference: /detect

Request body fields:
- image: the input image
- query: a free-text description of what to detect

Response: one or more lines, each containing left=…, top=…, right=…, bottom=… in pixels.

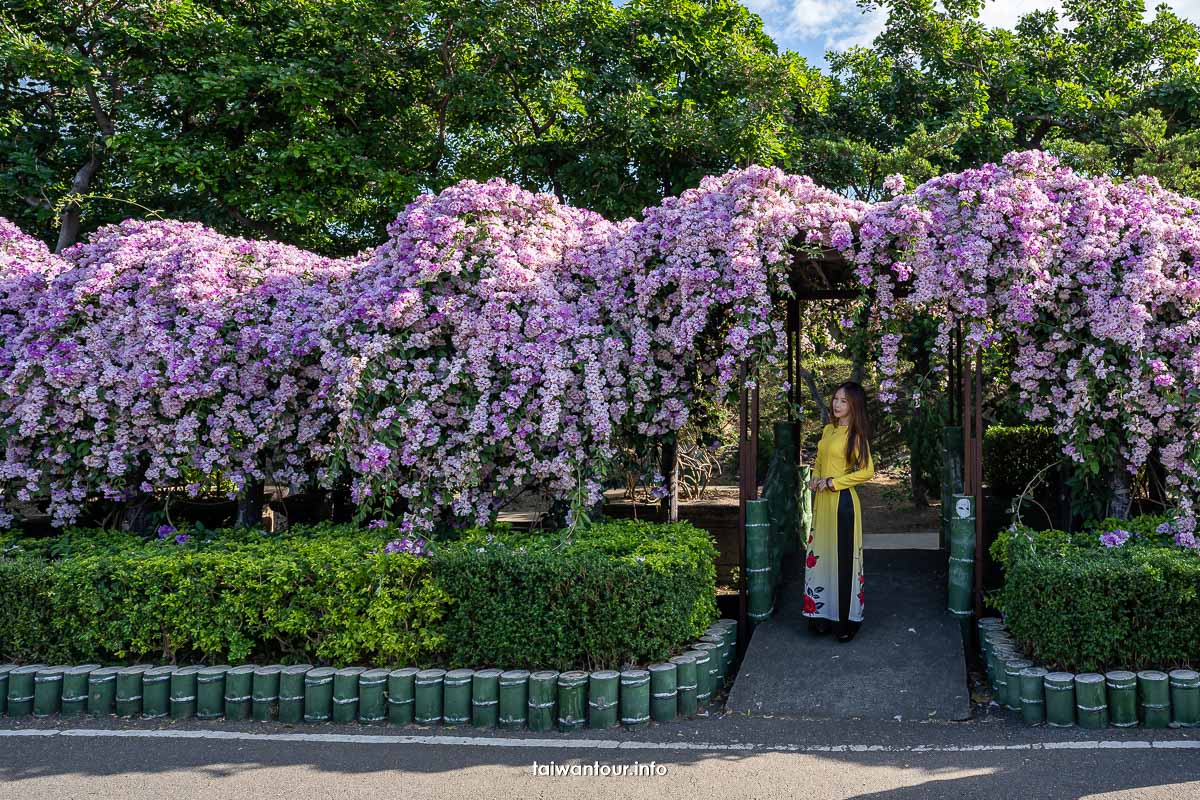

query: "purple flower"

left=1099, top=529, right=1131, bottom=548
left=157, top=523, right=176, bottom=539
left=384, top=534, right=429, bottom=557
left=174, top=533, right=190, bottom=545
left=883, top=173, right=907, bottom=196
left=368, top=519, right=389, bottom=529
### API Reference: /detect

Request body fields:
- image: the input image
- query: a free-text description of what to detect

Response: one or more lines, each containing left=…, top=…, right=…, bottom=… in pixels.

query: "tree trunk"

left=1106, top=452, right=1132, bottom=520
left=55, top=151, right=102, bottom=253
left=796, top=365, right=829, bottom=425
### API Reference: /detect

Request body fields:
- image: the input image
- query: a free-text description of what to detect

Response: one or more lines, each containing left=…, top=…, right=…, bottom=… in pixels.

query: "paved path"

left=3, top=714, right=1198, bottom=799
left=726, top=550, right=970, bottom=722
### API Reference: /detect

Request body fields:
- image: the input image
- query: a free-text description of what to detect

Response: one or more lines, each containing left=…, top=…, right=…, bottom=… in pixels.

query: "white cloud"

left=731, top=0, right=1200, bottom=70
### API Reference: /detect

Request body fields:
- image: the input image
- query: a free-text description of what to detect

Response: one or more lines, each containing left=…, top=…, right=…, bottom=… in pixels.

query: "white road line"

left=0, top=728, right=1197, bottom=753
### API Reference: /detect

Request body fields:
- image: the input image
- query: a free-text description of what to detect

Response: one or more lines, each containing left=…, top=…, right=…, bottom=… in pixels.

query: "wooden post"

left=973, top=356, right=984, bottom=618
left=737, top=365, right=749, bottom=660
left=659, top=437, right=679, bottom=523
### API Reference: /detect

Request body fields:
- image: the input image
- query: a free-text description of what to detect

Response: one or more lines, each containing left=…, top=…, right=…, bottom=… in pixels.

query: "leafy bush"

left=990, top=514, right=1200, bottom=672
left=436, top=520, right=718, bottom=671
left=0, top=519, right=717, bottom=671
left=982, top=424, right=1061, bottom=497
left=0, top=523, right=447, bottom=665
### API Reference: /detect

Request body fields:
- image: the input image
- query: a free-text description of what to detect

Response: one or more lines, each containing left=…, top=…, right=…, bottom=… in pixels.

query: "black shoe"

left=836, top=631, right=855, bottom=643
left=808, top=618, right=832, bottom=635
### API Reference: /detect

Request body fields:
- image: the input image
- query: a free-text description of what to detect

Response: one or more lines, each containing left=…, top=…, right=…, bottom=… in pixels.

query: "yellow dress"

left=802, top=423, right=875, bottom=625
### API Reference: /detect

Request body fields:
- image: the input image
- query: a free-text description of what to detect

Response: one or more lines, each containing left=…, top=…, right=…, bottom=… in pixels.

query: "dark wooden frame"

left=732, top=248, right=982, bottom=660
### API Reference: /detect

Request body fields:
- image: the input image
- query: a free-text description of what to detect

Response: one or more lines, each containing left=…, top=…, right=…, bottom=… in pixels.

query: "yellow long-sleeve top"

left=816, top=423, right=875, bottom=490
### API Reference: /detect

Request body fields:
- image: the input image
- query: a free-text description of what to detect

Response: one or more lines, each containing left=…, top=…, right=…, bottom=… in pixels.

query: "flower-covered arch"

left=1, top=151, right=1197, bottom=550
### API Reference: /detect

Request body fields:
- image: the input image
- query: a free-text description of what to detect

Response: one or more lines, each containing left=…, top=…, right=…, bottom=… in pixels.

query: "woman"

left=803, top=381, right=875, bottom=642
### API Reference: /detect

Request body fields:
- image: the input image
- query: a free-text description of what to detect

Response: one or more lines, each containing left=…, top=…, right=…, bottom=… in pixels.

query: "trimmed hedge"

left=438, top=522, right=717, bottom=671
left=982, top=424, right=1060, bottom=497
left=0, top=520, right=716, bottom=671
left=990, top=514, right=1200, bottom=672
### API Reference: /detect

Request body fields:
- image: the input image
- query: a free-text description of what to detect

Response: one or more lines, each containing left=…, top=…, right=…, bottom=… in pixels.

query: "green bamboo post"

left=978, top=619, right=1005, bottom=664
left=442, top=668, right=474, bottom=726
left=170, top=665, right=203, bottom=720
left=699, top=632, right=726, bottom=678
left=60, top=665, right=99, bottom=719
left=670, top=655, right=698, bottom=718
left=498, top=669, right=529, bottom=730
left=746, top=499, right=773, bottom=624
left=1044, top=672, right=1076, bottom=727
left=142, top=665, right=176, bottom=719
left=1004, top=658, right=1033, bottom=712
left=587, top=670, right=619, bottom=730
left=0, top=664, right=14, bottom=715
left=278, top=664, right=311, bottom=724
left=196, top=665, right=230, bottom=720
left=707, top=624, right=734, bottom=678
left=332, top=666, right=366, bottom=724
left=223, top=665, right=254, bottom=721
left=619, top=668, right=650, bottom=729
left=649, top=662, right=677, bottom=723
left=387, top=667, right=418, bottom=726
left=8, top=664, right=46, bottom=717
left=692, top=642, right=722, bottom=697
left=252, top=665, right=283, bottom=722
left=1075, top=673, right=1108, bottom=730
left=116, top=664, right=152, bottom=718
left=527, top=670, right=558, bottom=732
left=988, top=645, right=1015, bottom=702
left=88, top=666, right=122, bottom=717
left=1169, top=669, right=1200, bottom=727
left=470, top=668, right=502, bottom=728
left=1019, top=666, right=1047, bottom=725
left=557, top=670, right=588, bottom=731
left=798, top=463, right=813, bottom=554
left=1137, top=670, right=1170, bottom=729
left=947, top=494, right=974, bottom=620
left=413, top=668, right=445, bottom=725
left=33, top=665, right=67, bottom=717
left=358, top=669, right=389, bottom=724
left=715, top=619, right=738, bottom=677
left=982, top=627, right=1011, bottom=669
left=303, top=666, right=337, bottom=723
left=688, top=648, right=712, bottom=707
left=1106, top=670, right=1137, bottom=728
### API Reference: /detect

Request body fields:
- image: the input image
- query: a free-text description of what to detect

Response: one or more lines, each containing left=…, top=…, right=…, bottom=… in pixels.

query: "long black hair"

left=828, top=381, right=872, bottom=472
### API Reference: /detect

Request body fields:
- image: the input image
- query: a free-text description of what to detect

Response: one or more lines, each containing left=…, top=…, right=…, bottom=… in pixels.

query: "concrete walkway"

left=726, top=549, right=971, bottom=722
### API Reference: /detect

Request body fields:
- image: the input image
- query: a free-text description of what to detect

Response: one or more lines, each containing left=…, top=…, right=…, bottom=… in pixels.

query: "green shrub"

left=982, top=424, right=1060, bottom=497
left=990, top=515, right=1199, bottom=672
left=0, top=523, right=447, bottom=665
left=436, top=520, right=718, bottom=671
left=0, top=519, right=717, bottom=671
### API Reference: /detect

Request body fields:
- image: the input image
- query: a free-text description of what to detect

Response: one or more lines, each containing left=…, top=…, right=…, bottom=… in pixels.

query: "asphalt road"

left=3, top=711, right=1199, bottom=800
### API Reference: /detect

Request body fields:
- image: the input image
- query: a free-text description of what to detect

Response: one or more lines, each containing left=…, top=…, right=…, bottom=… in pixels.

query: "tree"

left=790, top=0, right=1200, bottom=197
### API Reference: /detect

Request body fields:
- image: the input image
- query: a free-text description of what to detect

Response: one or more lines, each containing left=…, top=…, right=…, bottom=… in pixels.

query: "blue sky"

left=617, top=1, right=1200, bottom=72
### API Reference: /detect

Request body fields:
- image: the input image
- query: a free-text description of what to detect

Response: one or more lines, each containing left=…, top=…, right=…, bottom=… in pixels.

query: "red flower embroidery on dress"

left=806, top=553, right=819, bottom=568
left=804, top=595, right=817, bottom=614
